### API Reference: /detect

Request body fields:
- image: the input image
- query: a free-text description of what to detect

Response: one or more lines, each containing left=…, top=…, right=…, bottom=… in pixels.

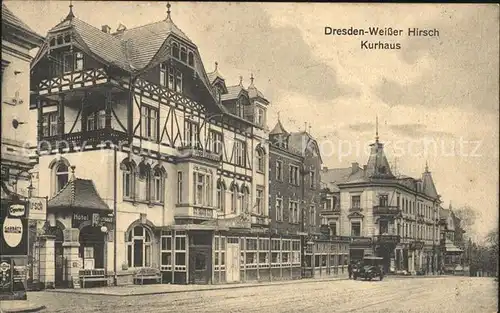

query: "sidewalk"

left=43, top=276, right=349, bottom=297
left=0, top=301, right=45, bottom=313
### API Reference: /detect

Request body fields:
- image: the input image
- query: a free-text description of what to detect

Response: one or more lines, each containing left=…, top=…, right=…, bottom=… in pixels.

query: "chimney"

left=322, top=166, right=328, bottom=172
left=101, top=25, right=111, bottom=34
left=351, top=162, right=359, bottom=174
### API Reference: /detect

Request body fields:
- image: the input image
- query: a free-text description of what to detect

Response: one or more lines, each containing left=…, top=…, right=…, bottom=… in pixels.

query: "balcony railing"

left=374, top=234, right=401, bottom=245
left=177, top=146, right=222, bottom=162
left=39, top=129, right=128, bottom=152
left=373, top=206, right=401, bottom=215
left=349, top=207, right=362, bottom=212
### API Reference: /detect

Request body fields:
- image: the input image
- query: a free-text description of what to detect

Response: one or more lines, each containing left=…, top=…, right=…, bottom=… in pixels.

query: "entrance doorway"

left=226, top=243, right=240, bottom=283
left=79, top=226, right=105, bottom=269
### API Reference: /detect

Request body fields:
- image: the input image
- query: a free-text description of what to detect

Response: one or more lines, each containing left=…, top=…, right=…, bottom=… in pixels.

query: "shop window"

left=271, top=239, right=281, bottom=267
left=126, top=225, right=152, bottom=268
left=258, top=238, right=270, bottom=266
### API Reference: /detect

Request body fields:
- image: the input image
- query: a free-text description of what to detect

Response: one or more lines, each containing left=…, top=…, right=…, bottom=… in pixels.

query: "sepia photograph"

left=1, top=1, right=498, bottom=312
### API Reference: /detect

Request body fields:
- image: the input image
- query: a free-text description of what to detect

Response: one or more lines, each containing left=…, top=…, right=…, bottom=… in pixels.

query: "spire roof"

left=270, top=116, right=288, bottom=135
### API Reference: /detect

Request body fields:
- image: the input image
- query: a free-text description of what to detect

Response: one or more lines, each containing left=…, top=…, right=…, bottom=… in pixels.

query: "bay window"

left=193, top=172, right=212, bottom=207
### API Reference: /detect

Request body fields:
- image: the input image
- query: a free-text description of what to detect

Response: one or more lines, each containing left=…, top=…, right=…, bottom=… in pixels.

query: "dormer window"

left=180, top=47, right=187, bottom=63
left=159, top=63, right=183, bottom=92
left=255, top=106, right=265, bottom=126
left=172, top=42, right=180, bottom=59
left=63, top=51, right=84, bottom=74
left=188, top=52, right=194, bottom=67
left=236, top=97, right=245, bottom=118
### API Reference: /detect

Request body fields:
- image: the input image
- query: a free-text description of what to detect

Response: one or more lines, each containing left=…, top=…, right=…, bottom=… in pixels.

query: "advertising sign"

left=28, top=197, right=47, bottom=221
left=0, top=200, right=28, bottom=256
left=0, top=257, right=27, bottom=300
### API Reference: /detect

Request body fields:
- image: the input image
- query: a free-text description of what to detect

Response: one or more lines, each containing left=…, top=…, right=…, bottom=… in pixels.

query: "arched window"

left=172, top=42, right=179, bottom=59
left=121, top=161, right=135, bottom=199
left=256, top=148, right=264, bottom=172
left=151, top=167, right=165, bottom=203
left=126, top=225, right=152, bottom=268
left=188, top=51, right=194, bottom=66
left=230, top=183, right=238, bottom=214
left=241, top=185, right=250, bottom=213
left=180, top=47, right=187, bottom=62
left=216, top=180, right=226, bottom=212
left=55, top=163, right=69, bottom=192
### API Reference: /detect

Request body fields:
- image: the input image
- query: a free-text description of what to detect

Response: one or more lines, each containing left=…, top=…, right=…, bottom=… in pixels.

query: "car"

left=353, top=256, right=385, bottom=281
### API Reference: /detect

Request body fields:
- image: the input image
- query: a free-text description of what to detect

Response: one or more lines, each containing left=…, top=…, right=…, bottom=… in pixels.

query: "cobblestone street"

left=11, top=276, right=497, bottom=313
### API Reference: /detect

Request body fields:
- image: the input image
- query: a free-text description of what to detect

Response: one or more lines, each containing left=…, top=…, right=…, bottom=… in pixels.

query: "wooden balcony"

left=177, top=146, right=222, bottom=163
left=374, top=234, right=401, bottom=245
left=373, top=206, right=401, bottom=216
left=36, top=68, right=109, bottom=96
left=38, top=129, right=128, bottom=152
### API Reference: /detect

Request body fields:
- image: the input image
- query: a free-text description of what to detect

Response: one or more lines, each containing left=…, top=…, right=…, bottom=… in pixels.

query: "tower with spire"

left=364, top=116, right=394, bottom=179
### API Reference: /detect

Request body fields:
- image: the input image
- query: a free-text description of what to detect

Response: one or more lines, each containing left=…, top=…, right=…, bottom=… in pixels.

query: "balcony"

left=177, top=146, right=222, bottom=163
left=374, top=234, right=401, bottom=245
left=349, top=207, right=363, bottom=212
left=373, top=206, right=401, bottom=216
left=321, top=207, right=341, bottom=216
left=350, top=236, right=373, bottom=247
left=409, top=240, right=425, bottom=250
left=39, top=129, right=128, bottom=152
left=250, top=214, right=270, bottom=226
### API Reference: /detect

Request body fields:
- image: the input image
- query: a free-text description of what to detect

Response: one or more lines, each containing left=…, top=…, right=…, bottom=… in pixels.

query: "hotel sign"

left=71, top=212, right=113, bottom=229
left=0, top=200, right=28, bottom=256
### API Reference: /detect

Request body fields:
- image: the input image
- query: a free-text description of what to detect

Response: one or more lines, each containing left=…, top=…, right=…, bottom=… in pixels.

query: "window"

left=208, top=130, right=223, bottom=154
left=289, top=165, right=299, bottom=185
left=123, top=163, right=135, bottom=199
left=177, top=172, right=183, bottom=204
left=255, top=107, right=264, bottom=126
left=309, top=171, right=315, bottom=188
left=397, top=195, right=400, bottom=209
left=379, top=220, right=389, bottom=235
left=289, top=201, right=299, bottom=223
left=175, top=70, right=182, bottom=93
left=174, top=232, right=187, bottom=269
left=292, top=240, right=301, bottom=264
left=230, top=184, right=238, bottom=214
left=63, top=53, right=73, bottom=73
left=42, top=112, right=58, bottom=137
left=256, top=187, right=264, bottom=215
left=259, top=239, right=270, bottom=266
left=256, top=149, right=264, bottom=172
left=241, top=186, right=250, bottom=213
left=351, top=221, right=361, bottom=237
left=126, top=226, right=152, bottom=268
left=276, top=161, right=283, bottom=181
left=140, top=105, right=159, bottom=141
left=86, top=109, right=106, bottom=131
left=235, top=98, right=244, bottom=118
left=160, top=65, right=183, bottom=92
left=152, top=168, right=164, bottom=203
left=193, top=172, right=212, bottom=206
left=309, top=205, right=316, bottom=226
left=216, top=180, right=225, bottom=211
left=379, top=194, right=389, bottom=207
left=184, top=121, right=199, bottom=147
left=245, top=238, right=258, bottom=266
left=271, top=239, right=281, bottom=266
left=55, top=163, right=69, bottom=193
left=160, top=63, right=167, bottom=87
left=172, top=42, right=179, bottom=58
left=180, top=47, right=187, bottom=62
left=233, top=140, right=246, bottom=167
left=331, top=222, right=337, bottom=236
left=75, top=52, right=84, bottom=71
left=351, top=195, right=361, bottom=209
left=188, top=52, right=194, bottom=66
left=276, top=197, right=283, bottom=221
left=282, top=240, right=291, bottom=265
left=160, top=231, right=173, bottom=271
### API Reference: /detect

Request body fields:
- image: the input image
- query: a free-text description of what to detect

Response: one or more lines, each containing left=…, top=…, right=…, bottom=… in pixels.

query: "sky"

left=5, top=1, right=499, bottom=240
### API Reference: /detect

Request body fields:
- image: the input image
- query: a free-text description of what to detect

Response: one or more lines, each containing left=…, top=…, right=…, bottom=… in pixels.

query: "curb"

left=0, top=305, right=46, bottom=313
left=44, top=277, right=349, bottom=297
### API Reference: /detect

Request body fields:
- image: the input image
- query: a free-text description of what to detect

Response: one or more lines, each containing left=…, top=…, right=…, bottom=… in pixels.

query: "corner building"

left=29, top=6, right=281, bottom=286
left=322, top=133, right=441, bottom=274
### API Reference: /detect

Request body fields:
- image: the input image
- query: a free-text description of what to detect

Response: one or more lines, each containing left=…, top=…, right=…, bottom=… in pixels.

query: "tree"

left=454, top=205, right=480, bottom=239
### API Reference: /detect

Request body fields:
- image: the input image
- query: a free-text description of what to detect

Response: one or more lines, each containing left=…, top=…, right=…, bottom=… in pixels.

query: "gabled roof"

left=47, top=178, right=110, bottom=212
left=221, top=84, right=247, bottom=101
left=2, top=3, right=44, bottom=47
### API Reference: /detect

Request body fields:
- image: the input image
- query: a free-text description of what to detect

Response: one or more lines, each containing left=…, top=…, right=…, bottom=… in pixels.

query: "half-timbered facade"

left=323, top=131, right=442, bottom=275
left=30, top=5, right=273, bottom=286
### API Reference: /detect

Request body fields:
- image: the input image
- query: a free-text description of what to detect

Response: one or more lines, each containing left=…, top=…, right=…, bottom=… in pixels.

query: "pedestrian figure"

left=348, top=261, right=353, bottom=279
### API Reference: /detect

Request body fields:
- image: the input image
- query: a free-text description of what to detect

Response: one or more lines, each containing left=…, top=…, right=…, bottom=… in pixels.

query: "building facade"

left=439, top=205, right=465, bottom=274
left=26, top=5, right=303, bottom=287
left=323, top=132, right=442, bottom=275
left=1, top=3, right=44, bottom=197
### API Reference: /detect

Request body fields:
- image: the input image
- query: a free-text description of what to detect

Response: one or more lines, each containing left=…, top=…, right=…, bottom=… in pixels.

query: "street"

left=21, top=276, right=498, bottom=313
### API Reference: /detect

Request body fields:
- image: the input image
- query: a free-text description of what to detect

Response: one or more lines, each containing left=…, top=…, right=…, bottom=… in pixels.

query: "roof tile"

left=48, top=178, right=110, bottom=212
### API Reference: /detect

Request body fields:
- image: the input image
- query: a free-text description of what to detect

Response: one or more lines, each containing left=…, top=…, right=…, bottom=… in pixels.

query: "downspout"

left=113, top=146, right=118, bottom=285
